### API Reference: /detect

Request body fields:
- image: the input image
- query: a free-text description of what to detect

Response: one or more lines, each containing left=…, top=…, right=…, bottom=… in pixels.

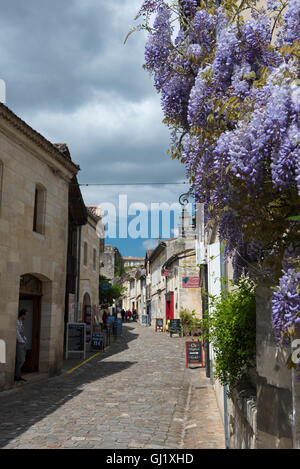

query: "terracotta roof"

left=0, top=103, right=79, bottom=174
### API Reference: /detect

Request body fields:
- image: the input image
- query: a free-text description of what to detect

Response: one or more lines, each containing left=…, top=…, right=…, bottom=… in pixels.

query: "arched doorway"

left=19, top=274, right=42, bottom=373
left=83, top=292, right=92, bottom=343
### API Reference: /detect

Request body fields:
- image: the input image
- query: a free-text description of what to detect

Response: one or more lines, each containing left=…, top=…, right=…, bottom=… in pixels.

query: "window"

left=83, top=242, right=88, bottom=266
left=93, top=248, right=97, bottom=271
left=0, top=161, right=3, bottom=214
left=33, top=184, right=46, bottom=234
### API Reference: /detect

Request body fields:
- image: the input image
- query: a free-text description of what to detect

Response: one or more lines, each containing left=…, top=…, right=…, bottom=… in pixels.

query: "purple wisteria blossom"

left=145, top=6, right=172, bottom=73
left=135, top=0, right=166, bottom=19
left=272, top=266, right=300, bottom=342
left=187, top=66, right=212, bottom=127
left=241, top=15, right=280, bottom=66
left=282, top=0, right=300, bottom=46
left=136, top=0, right=300, bottom=333
left=181, top=0, right=198, bottom=18
left=231, top=62, right=252, bottom=98
left=191, top=10, right=216, bottom=51
left=212, top=26, right=240, bottom=87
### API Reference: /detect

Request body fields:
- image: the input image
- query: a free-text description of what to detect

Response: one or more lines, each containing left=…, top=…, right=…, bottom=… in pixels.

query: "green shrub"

left=180, top=308, right=202, bottom=337
left=201, top=278, right=256, bottom=395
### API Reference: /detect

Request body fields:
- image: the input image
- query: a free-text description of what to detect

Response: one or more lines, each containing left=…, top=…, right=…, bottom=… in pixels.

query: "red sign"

left=161, top=267, right=168, bottom=277
left=182, top=277, right=200, bottom=288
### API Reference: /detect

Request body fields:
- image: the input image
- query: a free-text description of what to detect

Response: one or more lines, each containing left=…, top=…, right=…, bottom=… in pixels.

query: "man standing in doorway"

left=14, top=309, right=28, bottom=382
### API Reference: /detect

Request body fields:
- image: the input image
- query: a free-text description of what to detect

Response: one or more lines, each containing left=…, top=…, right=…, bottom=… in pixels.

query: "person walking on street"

left=15, top=309, right=28, bottom=382
left=102, top=310, right=108, bottom=329
left=121, top=309, right=126, bottom=322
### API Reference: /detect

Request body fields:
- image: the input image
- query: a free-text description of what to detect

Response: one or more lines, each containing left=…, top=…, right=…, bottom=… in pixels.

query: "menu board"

left=66, top=323, right=86, bottom=359
left=186, top=341, right=204, bottom=367
left=155, top=318, right=164, bottom=332
left=91, top=333, right=104, bottom=351
left=169, top=319, right=181, bottom=336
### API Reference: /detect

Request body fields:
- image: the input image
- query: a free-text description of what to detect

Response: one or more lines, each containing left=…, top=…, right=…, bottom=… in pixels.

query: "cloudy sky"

left=0, top=0, right=190, bottom=256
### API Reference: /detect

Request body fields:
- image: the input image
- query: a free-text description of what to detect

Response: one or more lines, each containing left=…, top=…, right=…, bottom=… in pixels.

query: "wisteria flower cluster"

left=135, top=0, right=300, bottom=344
left=272, top=266, right=300, bottom=343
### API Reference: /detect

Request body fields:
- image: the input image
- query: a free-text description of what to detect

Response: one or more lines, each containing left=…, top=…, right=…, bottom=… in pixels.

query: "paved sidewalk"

left=0, top=323, right=224, bottom=449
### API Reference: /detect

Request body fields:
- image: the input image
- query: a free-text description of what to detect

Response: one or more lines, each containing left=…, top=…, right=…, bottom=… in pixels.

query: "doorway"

left=165, top=292, right=174, bottom=323
left=19, top=275, right=42, bottom=373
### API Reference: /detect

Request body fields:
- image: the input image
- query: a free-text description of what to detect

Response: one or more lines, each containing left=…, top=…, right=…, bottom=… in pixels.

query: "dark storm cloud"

left=0, top=0, right=152, bottom=112
left=0, top=0, right=186, bottom=206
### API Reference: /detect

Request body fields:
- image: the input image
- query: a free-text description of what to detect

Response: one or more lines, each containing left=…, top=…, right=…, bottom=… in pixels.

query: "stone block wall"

left=256, top=285, right=293, bottom=448
left=0, top=123, right=73, bottom=390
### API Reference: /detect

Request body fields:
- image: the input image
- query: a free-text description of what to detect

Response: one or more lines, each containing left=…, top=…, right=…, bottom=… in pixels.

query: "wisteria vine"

left=134, top=0, right=300, bottom=349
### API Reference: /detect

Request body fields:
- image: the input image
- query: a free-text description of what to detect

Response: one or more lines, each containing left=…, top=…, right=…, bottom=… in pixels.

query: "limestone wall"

left=0, top=124, right=73, bottom=389
left=256, top=285, right=293, bottom=448
left=79, top=216, right=100, bottom=319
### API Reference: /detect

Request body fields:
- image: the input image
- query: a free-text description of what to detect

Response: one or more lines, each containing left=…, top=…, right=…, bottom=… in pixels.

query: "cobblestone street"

left=0, top=324, right=224, bottom=449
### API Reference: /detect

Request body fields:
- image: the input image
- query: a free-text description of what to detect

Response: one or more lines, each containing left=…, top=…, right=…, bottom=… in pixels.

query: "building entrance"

left=19, top=275, right=42, bottom=373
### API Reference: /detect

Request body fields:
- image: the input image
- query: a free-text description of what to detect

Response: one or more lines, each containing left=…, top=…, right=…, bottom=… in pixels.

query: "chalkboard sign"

left=66, top=323, right=86, bottom=359
left=141, top=315, right=148, bottom=326
left=91, top=333, right=104, bottom=351
left=186, top=341, right=204, bottom=367
left=155, top=318, right=164, bottom=332
left=169, top=319, right=181, bottom=337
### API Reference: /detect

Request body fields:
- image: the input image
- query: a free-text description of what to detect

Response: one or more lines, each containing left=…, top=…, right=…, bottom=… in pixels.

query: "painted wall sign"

left=186, top=341, right=204, bottom=368
left=182, top=276, right=200, bottom=288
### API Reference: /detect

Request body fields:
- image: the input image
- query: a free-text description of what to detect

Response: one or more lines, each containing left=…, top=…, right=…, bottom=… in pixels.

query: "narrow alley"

left=0, top=324, right=224, bottom=449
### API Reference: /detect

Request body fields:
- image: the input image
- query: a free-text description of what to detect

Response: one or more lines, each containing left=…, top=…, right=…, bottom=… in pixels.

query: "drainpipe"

left=202, top=264, right=210, bottom=378
left=220, top=244, right=230, bottom=449
left=76, top=225, right=82, bottom=322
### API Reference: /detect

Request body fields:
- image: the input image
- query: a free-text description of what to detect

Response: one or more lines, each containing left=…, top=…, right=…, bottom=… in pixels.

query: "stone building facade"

left=0, top=104, right=78, bottom=390
left=163, top=249, right=202, bottom=323
left=195, top=200, right=300, bottom=449
left=100, top=244, right=115, bottom=280
left=123, top=256, right=144, bottom=268
left=76, top=208, right=101, bottom=346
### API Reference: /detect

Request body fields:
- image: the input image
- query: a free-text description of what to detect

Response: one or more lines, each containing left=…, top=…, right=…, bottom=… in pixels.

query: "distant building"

left=100, top=245, right=123, bottom=280
left=76, top=207, right=102, bottom=346
left=123, top=256, right=144, bottom=268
